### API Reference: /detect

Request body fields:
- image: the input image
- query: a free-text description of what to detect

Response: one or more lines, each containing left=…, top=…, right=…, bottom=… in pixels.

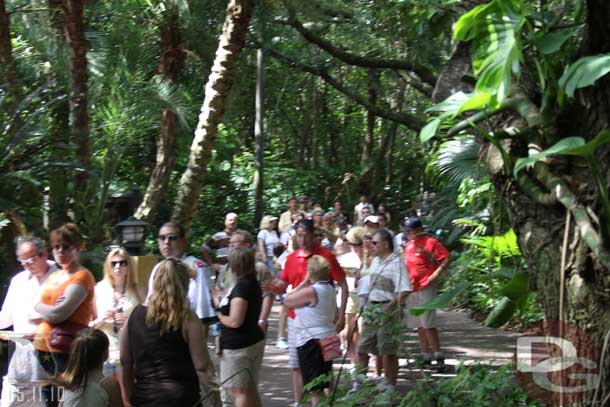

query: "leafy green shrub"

left=401, top=363, right=542, bottom=407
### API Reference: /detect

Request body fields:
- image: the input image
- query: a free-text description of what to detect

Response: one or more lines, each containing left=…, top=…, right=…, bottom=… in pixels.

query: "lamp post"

left=115, top=217, right=148, bottom=256
left=115, top=217, right=157, bottom=290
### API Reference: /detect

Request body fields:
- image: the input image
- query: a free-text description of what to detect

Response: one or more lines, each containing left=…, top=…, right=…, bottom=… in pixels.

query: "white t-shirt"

left=257, top=229, right=280, bottom=257
left=146, top=255, right=215, bottom=319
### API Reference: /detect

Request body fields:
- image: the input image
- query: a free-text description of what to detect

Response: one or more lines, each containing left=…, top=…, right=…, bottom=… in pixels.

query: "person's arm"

left=258, top=295, right=273, bottom=333
left=283, top=286, right=316, bottom=309
left=200, top=245, right=219, bottom=273
left=385, top=290, right=410, bottom=312
left=426, top=255, right=451, bottom=285
left=119, top=315, right=134, bottom=407
left=257, top=237, right=267, bottom=262
left=35, top=284, right=88, bottom=324
left=335, top=278, right=348, bottom=332
left=217, top=297, right=248, bottom=329
left=260, top=279, right=287, bottom=295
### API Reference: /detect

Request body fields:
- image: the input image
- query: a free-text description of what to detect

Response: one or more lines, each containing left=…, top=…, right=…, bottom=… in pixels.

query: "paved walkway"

left=212, top=305, right=520, bottom=406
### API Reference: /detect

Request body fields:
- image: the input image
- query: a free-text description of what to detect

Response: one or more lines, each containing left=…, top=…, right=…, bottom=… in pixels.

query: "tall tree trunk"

left=376, top=77, right=406, bottom=188
left=134, top=12, right=185, bottom=223
left=172, top=0, right=254, bottom=231
left=62, top=0, right=90, bottom=219
left=359, top=68, right=378, bottom=195
left=311, top=78, right=320, bottom=169
left=47, top=0, right=71, bottom=229
left=450, top=2, right=610, bottom=404
left=0, top=0, right=20, bottom=106
left=253, top=48, right=264, bottom=226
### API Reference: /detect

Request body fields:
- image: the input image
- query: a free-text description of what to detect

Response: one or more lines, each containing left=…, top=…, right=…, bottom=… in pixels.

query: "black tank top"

left=128, top=305, right=200, bottom=407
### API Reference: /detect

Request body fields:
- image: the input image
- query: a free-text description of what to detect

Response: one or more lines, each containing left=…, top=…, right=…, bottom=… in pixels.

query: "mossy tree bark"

left=171, top=0, right=253, bottom=231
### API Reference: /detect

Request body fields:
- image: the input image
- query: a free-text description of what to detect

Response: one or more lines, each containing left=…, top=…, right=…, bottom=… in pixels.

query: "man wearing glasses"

left=355, top=229, right=411, bottom=398
left=146, top=222, right=217, bottom=340
left=0, top=236, right=56, bottom=406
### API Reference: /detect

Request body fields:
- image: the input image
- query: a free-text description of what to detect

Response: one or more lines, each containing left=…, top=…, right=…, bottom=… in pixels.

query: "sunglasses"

left=158, top=234, right=180, bottom=242
left=18, top=256, right=37, bottom=266
left=111, top=260, right=128, bottom=267
left=52, top=244, right=73, bottom=252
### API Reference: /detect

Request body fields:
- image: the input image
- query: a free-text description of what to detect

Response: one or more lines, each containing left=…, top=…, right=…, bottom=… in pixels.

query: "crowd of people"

left=0, top=192, right=451, bottom=407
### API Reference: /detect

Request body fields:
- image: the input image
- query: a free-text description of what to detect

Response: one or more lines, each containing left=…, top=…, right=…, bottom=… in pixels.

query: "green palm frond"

left=432, top=135, right=485, bottom=185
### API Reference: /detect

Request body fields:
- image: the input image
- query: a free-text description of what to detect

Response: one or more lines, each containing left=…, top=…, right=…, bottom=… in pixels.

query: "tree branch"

left=265, top=46, right=424, bottom=131
left=447, top=91, right=541, bottom=136
left=395, top=70, right=433, bottom=98
left=278, top=13, right=437, bottom=87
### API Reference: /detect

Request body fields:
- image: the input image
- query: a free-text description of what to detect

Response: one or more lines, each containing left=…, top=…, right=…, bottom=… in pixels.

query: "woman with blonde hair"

left=89, top=248, right=142, bottom=403
left=33, top=223, right=95, bottom=407
left=212, top=247, right=264, bottom=407
left=257, top=215, right=280, bottom=273
left=120, top=259, right=219, bottom=407
left=283, top=255, right=337, bottom=406
left=58, top=328, right=121, bottom=406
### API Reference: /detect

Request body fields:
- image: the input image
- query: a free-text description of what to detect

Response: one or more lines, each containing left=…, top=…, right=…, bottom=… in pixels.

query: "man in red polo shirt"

left=264, top=219, right=347, bottom=407
left=403, top=216, right=451, bottom=371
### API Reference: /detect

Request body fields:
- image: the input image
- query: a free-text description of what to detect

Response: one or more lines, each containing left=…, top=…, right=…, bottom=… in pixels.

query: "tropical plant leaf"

left=433, top=135, right=485, bottom=184
left=409, top=283, right=469, bottom=316
left=498, top=271, right=529, bottom=300
left=559, top=54, right=610, bottom=97
left=513, top=130, right=610, bottom=176
left=534, top=29, right=574, bottom=55
left=485, top=296, right=517, bottom=328
left=454, top=0, right=525, bottom=109
left=420, top=118, right=441, bottom=142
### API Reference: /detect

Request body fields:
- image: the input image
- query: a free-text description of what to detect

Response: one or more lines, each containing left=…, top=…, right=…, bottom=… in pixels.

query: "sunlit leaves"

left=558, top=53, right=610, bottom=97
left=513, top=130, right=610, bottom=176
left=454, top=0, right=525, bottom=110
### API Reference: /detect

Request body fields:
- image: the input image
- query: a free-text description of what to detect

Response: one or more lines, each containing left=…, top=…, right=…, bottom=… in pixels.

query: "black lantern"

left=115, top=217, right=148, bottom=255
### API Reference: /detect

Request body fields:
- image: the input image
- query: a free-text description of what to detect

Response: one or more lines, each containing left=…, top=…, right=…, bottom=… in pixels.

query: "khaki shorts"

left=405, top=284, right=438, bottom=329
left=220, top=340, right=265, bottom=388
left=357, top=304, right=401, bottom=356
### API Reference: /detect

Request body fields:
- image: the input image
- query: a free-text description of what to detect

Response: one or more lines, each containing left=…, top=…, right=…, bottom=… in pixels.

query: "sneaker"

left=435, top=357, right=446, bottom=372
left=408, top=356, right=433, bottom=369
left=276, top=338, right=288, bottom=349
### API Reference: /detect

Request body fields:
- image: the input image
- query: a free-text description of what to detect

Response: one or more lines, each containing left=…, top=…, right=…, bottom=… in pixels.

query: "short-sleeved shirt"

left=403, top=235, right=450, bottom=291
left=257, top=229, right=280, bottom=257
left=361, top=253, right=411, bottom=303
left=146, top=255, right=215, bottom=319
left=280, top=245, right=346, bottom=319
left=218, top=275, right=264, bottom=349
left=34, top=267, right=95, bottom=352
left=279, top=210, right=296, bottom=232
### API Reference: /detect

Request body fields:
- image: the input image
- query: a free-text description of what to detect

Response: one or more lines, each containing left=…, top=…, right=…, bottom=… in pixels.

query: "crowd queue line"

left=0, top=193, right=450, bottom=407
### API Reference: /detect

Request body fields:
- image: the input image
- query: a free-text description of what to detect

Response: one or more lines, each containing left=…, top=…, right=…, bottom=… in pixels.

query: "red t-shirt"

left=403, top=235, right=450, bottom=292
left=280, top=245, right=346, bottom=319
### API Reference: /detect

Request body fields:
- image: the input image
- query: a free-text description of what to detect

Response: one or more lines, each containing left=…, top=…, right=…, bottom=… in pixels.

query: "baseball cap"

left=211, top=231, right=231, bottom=241
left=364, top=215, right=380, bottom=224
left=403, top=216, right=422, bottom=232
